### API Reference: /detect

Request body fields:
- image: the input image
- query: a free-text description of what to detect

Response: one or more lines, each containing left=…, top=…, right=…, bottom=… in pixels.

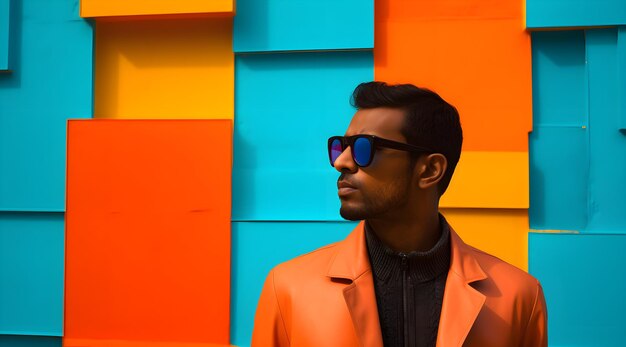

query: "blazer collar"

left=327, top=222, right=370, bottom=281
left=436, top=224, right=488, bottom=347
left=327, top=219, right=488, bottom=347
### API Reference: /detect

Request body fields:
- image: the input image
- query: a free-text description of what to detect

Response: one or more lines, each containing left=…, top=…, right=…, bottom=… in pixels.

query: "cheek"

left=359, top=165, right=411, bottom=199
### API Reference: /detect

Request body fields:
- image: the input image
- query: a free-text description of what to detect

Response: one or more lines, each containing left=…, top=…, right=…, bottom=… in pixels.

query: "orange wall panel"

left=375, top=0, right=531, bottom=152
left=377, top=0, right=522, bottom=21
left=441, top=208, right=528, bottom=271
left=65, top=119, right=232, bottom=345
left=94, top=18, right=233, bottom=119
left=81, top=0, right=234, bottom=18
left=441, top=151, right=529, bottom=208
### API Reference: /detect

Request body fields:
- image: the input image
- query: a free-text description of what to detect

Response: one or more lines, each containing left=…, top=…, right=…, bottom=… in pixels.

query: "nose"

left=333, top=146, right=358, bottom=174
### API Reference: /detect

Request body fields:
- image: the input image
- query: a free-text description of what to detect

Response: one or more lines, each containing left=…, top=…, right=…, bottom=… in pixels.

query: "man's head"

left=331, top=81, right=462, bottom=221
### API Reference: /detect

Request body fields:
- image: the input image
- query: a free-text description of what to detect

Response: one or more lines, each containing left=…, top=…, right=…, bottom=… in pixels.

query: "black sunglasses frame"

left=328, top=134, right=433, bottom=168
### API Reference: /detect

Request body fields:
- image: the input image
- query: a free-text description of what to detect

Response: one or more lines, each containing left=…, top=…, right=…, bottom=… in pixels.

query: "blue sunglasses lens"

left=353, top=137, right=372, bottom=166
left=330, top=138, right=343, bottom=165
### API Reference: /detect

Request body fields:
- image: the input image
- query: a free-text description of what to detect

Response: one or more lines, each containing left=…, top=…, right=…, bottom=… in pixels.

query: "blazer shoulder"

left=468, top=245, right=541, bottom=295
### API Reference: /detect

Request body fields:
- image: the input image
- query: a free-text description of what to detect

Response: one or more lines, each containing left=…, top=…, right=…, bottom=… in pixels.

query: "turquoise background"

left=527, top=0, right=626, bottom=28
left=529, top=26, right=626, bottom=347
left=233, top=0, right=374, bottom=53
left=232, top=51, right=374, bottom=221
left=0, top=0, right=92, bottom=212
left=0, top=0, right=9, bottom=70
left=530, top=232, right=626, bottom=347
left=0, top=0, right=91, bottom=342
left=0, top=213, right=64, bottom=335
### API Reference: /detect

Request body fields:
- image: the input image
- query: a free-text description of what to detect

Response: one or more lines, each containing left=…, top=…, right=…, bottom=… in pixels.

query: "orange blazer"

left=252, top=222, right=547, bottom=347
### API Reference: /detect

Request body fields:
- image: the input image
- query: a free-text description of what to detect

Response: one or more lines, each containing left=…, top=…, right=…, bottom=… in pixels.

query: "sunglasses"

left=328, top=134, right=433, bottom=168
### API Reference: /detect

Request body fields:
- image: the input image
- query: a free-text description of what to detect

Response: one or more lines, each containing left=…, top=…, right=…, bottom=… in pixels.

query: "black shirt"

left=365, top=215, right=451, bottom=347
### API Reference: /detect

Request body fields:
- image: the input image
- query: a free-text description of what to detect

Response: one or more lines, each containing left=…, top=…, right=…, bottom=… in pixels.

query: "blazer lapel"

left=437, top=228, right=488, bottom=347
left=326, top=221, right=488, bottom=347
left=327, top=222, right=383, bottom=347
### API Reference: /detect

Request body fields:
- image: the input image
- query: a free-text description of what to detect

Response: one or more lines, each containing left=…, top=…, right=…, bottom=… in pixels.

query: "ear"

left=414, top=153, right=447, bottom=190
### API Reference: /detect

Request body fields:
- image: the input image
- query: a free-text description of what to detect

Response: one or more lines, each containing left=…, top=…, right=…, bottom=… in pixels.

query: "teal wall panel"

left=0, top=213, right=64, bottom=336
left=0, top=0, right=9, bottom=70
left=529, top=30, right=589, bottom=231
left=233, top=0, right=373, bottom=52
left=0, top=335, right=61, bottom=347
left=529, top=127, right=588, bottom=231
left=529, top=233, right=626, bottom=347
left=527, top=0, right=626, bottom=29
left=0, top=0, right=92, bottom=211
left=230, top=221, right=356, bottom=347
left=233, top=51, right=373, bottom=221
left=586, top=29, right=626, bottom=233
left=530, top=31, right=587, bottom=127
left=619, top=27, right=626, bottom=131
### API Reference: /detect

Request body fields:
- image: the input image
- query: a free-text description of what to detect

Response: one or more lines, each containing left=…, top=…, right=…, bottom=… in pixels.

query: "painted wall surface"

left=0, top=0, right=92, bottom=211
left=0, top=0, right=9, bottom=70
left=527, top=0, right=626, bottom=28
left=64, top=120, right=232, bottom=346
left=80, top=0, right=235, bottom=17
left=530, top=28, right=626, bottom=233
left=529, top=25, right=626, bottom=347
left=233, top=0, right=373, bottom=52
left=0, top=0, right=91, bottom=342
left=232, top=51, right=373, bottom=221
left=93, top=18, right=234, bottom=119
left=0, top=213, right=64, bottom=335
left=1, top=0, right=625, bottom=346
left=530, top=233, right=626, bottom=346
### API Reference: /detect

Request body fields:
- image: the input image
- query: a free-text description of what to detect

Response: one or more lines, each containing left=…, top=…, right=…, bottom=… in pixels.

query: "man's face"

left=334, top=107, right=415, bottom=221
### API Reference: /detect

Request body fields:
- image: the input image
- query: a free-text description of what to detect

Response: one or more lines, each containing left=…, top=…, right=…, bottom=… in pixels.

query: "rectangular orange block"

left=94, top=18, right=233, bottom=119
left=377, top=0, right=522, bottom=21
left=375, top=0, right=531, bottom=152
left=441, top=208, right=528, bottom=271
left=81, top=0, right=234, bottom=18
left=441, top=151, right=529, bottom=208
left=65, top=119, right=232, bottom=345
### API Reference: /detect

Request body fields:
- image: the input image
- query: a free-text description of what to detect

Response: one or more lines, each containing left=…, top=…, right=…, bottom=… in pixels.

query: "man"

left=252, top=82, right=547, bottom=347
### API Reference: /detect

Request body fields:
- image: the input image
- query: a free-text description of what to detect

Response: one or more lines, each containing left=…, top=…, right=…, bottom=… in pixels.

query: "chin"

left=339, top=206, right=366, bottom=221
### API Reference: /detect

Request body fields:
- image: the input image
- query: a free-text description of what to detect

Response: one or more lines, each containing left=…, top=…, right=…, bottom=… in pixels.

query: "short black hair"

left=351, top=81, right=463, bottom=196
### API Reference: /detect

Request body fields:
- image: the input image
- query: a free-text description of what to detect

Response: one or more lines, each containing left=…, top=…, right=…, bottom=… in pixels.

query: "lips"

left=337, top=181, right=356, bottom=189
left=337, top=180, right=357, bottom=197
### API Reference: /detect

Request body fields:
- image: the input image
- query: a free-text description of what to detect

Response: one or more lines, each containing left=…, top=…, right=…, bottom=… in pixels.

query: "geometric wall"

left=64, top=120, right=232, bottom=346
left=528, top=1, right=626, bottom=346
left=2, top=0, right=625, bottom=347
left=1, top=2, right=92, bottom=347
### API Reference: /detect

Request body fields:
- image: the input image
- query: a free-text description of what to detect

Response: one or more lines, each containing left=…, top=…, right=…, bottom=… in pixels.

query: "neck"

left=366, top=207, right=441, bottom=254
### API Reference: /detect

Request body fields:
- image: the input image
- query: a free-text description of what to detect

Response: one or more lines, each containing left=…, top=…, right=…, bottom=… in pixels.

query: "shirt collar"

left=365, top=214, right=451, bottom=283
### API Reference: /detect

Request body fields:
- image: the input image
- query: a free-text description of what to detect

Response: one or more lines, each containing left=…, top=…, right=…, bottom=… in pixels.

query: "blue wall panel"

left=233, top=51, right=373, bottom=221
left=619, top=27, right=626, bottom=131
left=530, top=31, right=587, bottom=127
left=233, top=0, right=373, bottom=52
left=617, top=26, right=626, bottom=130
left=527, top=0, right=626, bottom=29
left=586, top=29, right=626, bottom=233
left=230, top=221, right=356, bottom=347
left=0, top=0, right=9, bottom=70
left=0, top=213, right=64, bottom=335
left=529, top=127, right=588, bottom=231
left=0, top=0, right=92, bottom=211
left=0, top=335, right=61, bottom=347
left=529, top=233, right=626, bottom=347
left=530, top=30, right=589, bottom=231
